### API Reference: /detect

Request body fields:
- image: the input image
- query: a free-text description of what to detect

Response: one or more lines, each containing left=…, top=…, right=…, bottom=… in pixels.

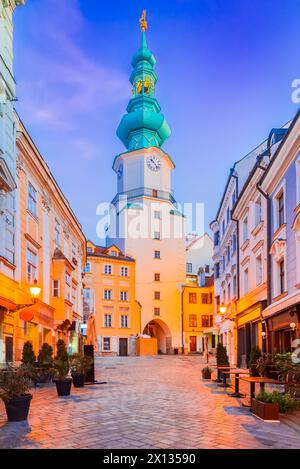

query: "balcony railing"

left=111, top=187, right=176, bottom=206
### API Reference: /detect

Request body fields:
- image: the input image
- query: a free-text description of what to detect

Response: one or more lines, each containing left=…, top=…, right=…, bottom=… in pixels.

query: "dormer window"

left=136, top=80, right=142, bottom=94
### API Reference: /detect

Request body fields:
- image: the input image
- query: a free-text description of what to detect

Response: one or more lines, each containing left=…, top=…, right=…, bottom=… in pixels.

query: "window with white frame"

left=52, top=280, right=60, bottom=297
left=72, top=286, right=77, bottom=311
left=232, top=233, right=237, bottom=253
left=26, top=247, right=37, bottom=283
left=65, top=271, right=71, bottom=301
left=154, top=210, right=161, bottom=219
left=103, top=337, right=111, bottom=350
left=120, top=291, right=128, bottom=301
left=121, top=315, right=128, bottom=328
left=54, top=218, right=61, bottom=245
left=120, top=266, right=128, bottom=276
left=186, top=262, right=192, bottom=273
left=104, top=264, right=112, bottom=275
left=254, top=196, right=262, bottom=227
left=83, top=262, right=91, bottom=273
left=72, top=242, right=76, bottom=258
left=104, top=314, right=112, bottom=327
left=233, top=275, right=237, bottom=297
left=279, top=260, right=286, bottom=295
left=104, top=289, right=112, bottom=300
left=244, top=268, right=249, bottom=294
left=256, top=254, right=263, bottom=285
left=154, top=250, right=161, bottom=259
left=28, top=182, right=37, bottom=217
left=153, top=231, right=161, bottom=240
left=243, top=217, right=249, bottom=242
left=277, top=191, right=285, bottom=228
left=64, top=237, right=69, bottom=259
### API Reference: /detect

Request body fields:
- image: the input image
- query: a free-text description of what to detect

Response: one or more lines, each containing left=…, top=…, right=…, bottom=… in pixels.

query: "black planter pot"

left=54, top=378, right=72, bottom=396
left=202, top=371, right=212, bottom=380
left=71, top=373, right=85, bottom=388
left=4, top=394, right=32, bottom=422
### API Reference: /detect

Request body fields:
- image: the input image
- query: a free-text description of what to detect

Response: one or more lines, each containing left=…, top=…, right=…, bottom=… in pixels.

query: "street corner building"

left=106, top=20, right=187, bottom=354
left=0, top=115, right=86, bottom=362
left=83, top=241, right=141, bottom=356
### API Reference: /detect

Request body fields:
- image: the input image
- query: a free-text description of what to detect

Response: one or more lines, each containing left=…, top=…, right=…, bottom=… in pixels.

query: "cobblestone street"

left=0, top=356, right=299, bottom=449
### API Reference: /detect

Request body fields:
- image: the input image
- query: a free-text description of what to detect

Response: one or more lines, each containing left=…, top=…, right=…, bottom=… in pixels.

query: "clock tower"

left=107, top=12, right=186, bottom=354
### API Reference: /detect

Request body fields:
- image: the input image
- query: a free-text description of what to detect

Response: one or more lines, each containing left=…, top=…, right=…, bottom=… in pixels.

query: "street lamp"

left=14, top=279, right=41, bottom=312
left=29, top=279, right=41, bottom=302
left=219, top=304, right=227, bottom=315
left=290, top=322, right=297, bottom=331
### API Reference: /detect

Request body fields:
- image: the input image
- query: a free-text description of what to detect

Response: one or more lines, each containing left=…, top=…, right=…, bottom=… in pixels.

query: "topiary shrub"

left=21, top=341, right=36, bottom=366
left=38, top=343, right=53, bottom=368
left=216, top=343, right=229, bottom=366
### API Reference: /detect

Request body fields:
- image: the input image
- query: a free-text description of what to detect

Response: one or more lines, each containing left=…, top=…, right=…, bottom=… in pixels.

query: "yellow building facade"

left=0, top=116, right=86, bottom=363
left=83, top=241, right=140, bottom=356
left=182, top=277, right=216, bottom=354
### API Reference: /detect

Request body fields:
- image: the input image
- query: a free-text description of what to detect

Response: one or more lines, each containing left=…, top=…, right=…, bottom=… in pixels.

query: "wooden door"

left=189, top=336, right=197, bottom=352
left=119, top=338, right=128, bottom=356
left=5, top=336, right=13, bottom=363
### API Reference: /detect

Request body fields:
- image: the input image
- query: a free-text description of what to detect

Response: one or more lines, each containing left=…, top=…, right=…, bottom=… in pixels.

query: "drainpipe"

left=231, top=172, right=240, bottom=300
left=256, top=176, right=271, bottom=354
left=178, top=284, right=185, bottom=354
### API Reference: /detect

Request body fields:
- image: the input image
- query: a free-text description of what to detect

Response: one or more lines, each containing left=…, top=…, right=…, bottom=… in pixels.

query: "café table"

left=216, top=366, right=235, bottom=386
left=240, top=376, right=284, bottom=407
left=222, top=370, right=250, bottom=397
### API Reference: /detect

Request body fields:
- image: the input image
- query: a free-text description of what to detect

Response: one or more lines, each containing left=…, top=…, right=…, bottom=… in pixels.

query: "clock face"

left=117, top=164, right=123, bottom=178
left=147, top=155, right=161, bottom=172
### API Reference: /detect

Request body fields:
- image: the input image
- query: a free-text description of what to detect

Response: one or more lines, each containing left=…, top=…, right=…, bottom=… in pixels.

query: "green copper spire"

left=116, top=13, right=171, bottom=151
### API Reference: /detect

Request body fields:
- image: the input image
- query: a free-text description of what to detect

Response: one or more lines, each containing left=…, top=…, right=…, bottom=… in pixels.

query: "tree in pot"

left=215, top=343, right=229, bottom=382
left=37, top=343, right=54, bottom=383
left=53, top=339, right=72, bottom=396
left=0, top=366, right=33, bottom=422
left=21, top=341, right=36, bottom=366
left=249, top=346, right=261, bottom=377
left=70, top=353, right=93, bottom=388
left=202, top=366, right=213, bottom=380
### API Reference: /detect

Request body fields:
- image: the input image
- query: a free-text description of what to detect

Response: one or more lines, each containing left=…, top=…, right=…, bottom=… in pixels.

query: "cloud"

left=16, top=0, right=128, bottom=132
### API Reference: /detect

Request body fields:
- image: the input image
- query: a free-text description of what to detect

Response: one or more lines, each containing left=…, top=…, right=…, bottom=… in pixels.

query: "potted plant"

left=53, top=339, right=72, bottom=396
left=37, top=343, right=54, bottom=383
left=21, top=341, right=36, bottom=366
left=252, top=390, right=280, bottom=422
left=202, top=366, right=213, bottom=380
left=70, top=353, right=93, bottom=388
left=253, top=390, right=300, bottom=421
left=215, top=343, right=230, bottom=382
left=256, top=353, right=277, bottom=378
left=0, top=366, right=33, bottom=422
left=249, top=346, right=261, bottom=377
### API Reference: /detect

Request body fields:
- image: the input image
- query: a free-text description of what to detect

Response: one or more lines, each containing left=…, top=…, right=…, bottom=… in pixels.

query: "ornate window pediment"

left=270, top=238, right=286, bottom=262
left=0, top=157, right=16, bottom=193
left=292, top=212, right=300, bottom=240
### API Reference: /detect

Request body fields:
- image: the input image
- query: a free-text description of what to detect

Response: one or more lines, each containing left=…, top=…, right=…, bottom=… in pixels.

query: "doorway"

left=119, top=338, right=128, bottom=356
left=5, top=336, right=13, bottom=363
left=189, top=336, right=197, bottom=353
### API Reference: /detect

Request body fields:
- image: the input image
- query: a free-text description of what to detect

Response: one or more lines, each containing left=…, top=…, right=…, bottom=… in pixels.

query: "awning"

left=262, top=292, right=300, bottom=319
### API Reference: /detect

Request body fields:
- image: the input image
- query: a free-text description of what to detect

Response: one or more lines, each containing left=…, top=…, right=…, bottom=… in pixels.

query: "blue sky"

left=14, top=0, right=300, bottom=242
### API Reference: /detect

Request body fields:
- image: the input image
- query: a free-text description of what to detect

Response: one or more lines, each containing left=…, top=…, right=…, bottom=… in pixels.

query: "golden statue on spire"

left=139, top=10, right=147, bottom=32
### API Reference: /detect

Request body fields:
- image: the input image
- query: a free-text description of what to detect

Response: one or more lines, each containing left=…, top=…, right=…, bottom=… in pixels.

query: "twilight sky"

left=14, top=0, right=300, bottom=243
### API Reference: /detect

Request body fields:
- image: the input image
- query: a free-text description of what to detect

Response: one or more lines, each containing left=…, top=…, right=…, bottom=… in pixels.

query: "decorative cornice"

left=2, top=0, right=25, bottom=10
left=270, top=238, right=286, bottom=262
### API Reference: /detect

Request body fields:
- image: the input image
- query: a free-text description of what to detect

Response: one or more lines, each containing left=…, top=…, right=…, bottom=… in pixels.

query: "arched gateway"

left=143, top=319, right=172, bottom=354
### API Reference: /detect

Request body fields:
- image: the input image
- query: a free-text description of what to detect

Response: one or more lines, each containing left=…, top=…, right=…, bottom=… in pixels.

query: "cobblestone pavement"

left=0, top=356, right=299, bottom=449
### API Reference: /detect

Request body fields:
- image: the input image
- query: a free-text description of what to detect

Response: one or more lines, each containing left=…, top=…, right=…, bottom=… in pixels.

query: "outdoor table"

left=222, top=371, right=250, bottom=397
left=216, top=366, right=234, bottom=386
left=240, top=376, right=284, bottom=407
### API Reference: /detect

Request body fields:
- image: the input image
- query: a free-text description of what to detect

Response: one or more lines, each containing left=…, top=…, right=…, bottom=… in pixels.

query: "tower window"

left=144, top=79, right=150, bottom=94
left=154, top=273, right=160, bottom=282
left=152, top=189, right=158, bottom=198
left=154, top=291, right=161, bottom=300
left=154, top=250, right=161, bottom=259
